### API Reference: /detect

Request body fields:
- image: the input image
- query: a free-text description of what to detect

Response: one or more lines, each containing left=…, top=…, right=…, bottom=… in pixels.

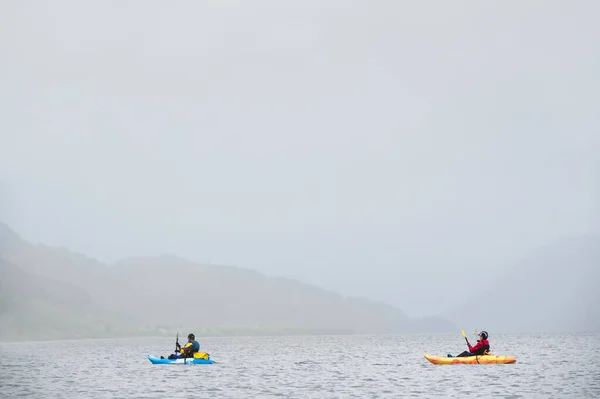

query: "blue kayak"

left=147, top=354, right=215, bottom=364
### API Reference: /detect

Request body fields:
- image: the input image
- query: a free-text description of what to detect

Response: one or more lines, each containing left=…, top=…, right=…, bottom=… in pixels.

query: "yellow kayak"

left=424, top=353, right=516, bottom=365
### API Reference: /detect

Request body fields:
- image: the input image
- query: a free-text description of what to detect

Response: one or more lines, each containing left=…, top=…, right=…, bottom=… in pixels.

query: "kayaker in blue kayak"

left=164, top=333, right=200, bottom=359
left=448, top=330, right=490, bottom=357
left=178, top=333, right=200, bottom=357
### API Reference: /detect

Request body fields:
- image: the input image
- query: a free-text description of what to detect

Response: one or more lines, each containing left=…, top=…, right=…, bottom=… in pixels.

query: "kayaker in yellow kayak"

left=448, top=331, right=490, bottom=357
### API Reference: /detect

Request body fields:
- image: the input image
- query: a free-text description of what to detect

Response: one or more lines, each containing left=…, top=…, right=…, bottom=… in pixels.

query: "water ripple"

left=1, top=333, right=599, bottom=398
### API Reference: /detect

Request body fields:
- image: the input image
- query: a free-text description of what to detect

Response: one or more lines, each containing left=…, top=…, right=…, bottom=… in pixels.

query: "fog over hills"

left=1, top=0, right=597, bottom=319
left=1, top=221, right=597, bottom=342
left=445, top=233, right=600, bottom=334
left=0, top=222, right=453, bottom=341
left=0, top=1, right=597, bottom=341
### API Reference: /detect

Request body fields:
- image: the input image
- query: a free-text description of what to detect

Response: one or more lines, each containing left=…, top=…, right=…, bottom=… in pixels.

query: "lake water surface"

left=1, top=333, right=599, bottom=398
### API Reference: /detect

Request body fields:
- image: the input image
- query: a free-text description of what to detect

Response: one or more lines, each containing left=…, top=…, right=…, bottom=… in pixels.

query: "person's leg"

left=456, top=351, right=472, bottom=357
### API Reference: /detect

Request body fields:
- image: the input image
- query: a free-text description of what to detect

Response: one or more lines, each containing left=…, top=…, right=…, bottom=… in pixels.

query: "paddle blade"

left=461, top=329, right=467, bottom=338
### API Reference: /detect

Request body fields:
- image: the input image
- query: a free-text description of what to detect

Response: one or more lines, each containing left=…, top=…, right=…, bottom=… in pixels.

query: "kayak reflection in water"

left=160, top=333, right=201, bottom=360
left=448, top=331, right=490, bottom=357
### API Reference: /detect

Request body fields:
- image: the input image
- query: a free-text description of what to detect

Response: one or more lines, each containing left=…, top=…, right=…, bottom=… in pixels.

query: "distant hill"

left=444, top=234, right=600, bottom=333
left=0, top=257, right=137, bottom=340
left=0, top=222, right=454, bottom=341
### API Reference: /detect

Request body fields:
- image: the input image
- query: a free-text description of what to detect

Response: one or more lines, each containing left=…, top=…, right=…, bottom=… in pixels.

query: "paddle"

left=461, top=328, right=471, bottom=347
left=175, top=331, right=188, bottom=364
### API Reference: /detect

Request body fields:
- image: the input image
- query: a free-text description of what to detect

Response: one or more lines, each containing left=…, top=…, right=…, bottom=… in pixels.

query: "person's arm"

left=468, top=340, right=483, bottom=353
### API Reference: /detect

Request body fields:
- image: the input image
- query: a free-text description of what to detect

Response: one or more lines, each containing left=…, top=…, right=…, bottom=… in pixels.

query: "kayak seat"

left=471, top=344, right=490, bottom=356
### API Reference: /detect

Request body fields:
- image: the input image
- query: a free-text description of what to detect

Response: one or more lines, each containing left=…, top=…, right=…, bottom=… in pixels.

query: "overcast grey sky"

left=1, top=0, right=598, bottom=316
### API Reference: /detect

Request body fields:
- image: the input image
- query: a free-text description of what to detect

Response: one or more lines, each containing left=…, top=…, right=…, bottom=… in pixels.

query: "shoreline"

left=2, top=330, right=590, bottom=344
left=0, top=330, right=453, bottom=344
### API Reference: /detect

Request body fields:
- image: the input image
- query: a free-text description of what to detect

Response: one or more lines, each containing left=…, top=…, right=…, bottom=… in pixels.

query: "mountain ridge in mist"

left=0, top=222, right=454, bottom=341
left=445, top=232, right=600, bottom=333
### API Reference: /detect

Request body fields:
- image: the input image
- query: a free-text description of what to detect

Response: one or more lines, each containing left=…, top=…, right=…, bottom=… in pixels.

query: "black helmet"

left=188, top=333, right=195, bottom=340
left=479, top=331, right=488, bottom=340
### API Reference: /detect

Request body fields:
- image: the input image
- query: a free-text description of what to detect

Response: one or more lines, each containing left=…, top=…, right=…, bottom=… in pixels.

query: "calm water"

left=1, top=333, right=599, bottom=398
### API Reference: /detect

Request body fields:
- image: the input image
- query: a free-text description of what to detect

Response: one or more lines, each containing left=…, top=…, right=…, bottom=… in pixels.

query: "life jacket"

left=471, top=339, right=490, bottom=355
left=180, top=340, right=200, bottom=354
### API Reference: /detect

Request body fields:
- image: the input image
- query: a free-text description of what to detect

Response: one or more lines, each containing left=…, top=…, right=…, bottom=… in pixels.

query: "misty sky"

left=1, top=0, right=598, bottom=317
